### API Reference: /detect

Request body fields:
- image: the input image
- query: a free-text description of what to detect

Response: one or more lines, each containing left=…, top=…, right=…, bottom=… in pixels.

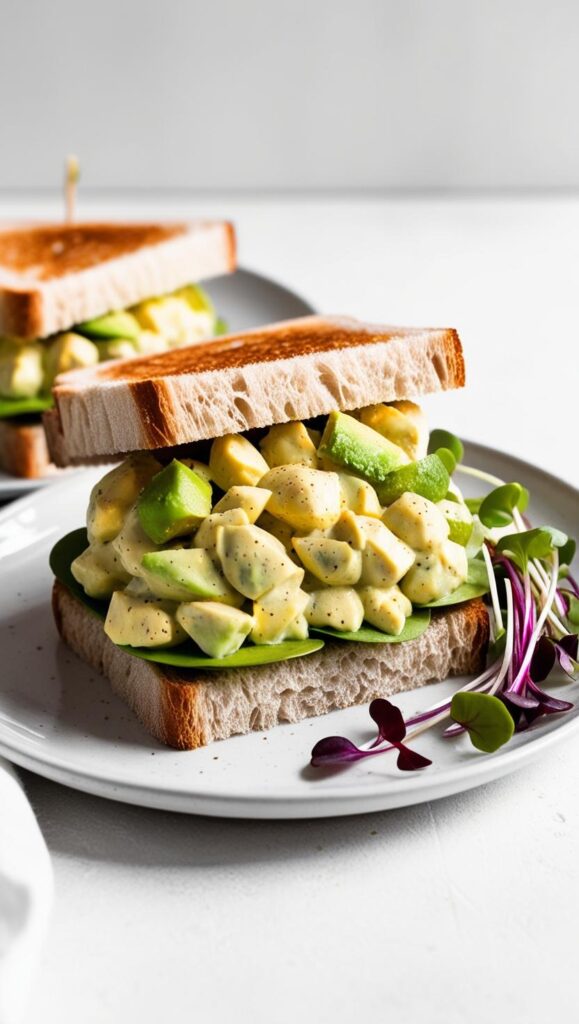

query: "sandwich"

left=48, top=315, right=490, bottom=750
left=0, top=220, right=235, bottom=478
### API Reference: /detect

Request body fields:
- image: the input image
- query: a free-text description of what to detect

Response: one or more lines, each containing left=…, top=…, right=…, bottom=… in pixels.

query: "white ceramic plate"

left=0, top=267, right=315, bottom=501
left=0, top=442, right=576, bottom=818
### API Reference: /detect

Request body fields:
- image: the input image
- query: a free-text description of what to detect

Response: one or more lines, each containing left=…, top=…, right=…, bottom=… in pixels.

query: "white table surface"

left=2, top=193, right=576, bottom=1024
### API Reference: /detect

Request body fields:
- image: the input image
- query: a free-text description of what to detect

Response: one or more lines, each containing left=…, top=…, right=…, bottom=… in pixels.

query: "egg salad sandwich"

left=47, top=316, right=489, bottom=750
left=0, top=220, right=235, bottom=478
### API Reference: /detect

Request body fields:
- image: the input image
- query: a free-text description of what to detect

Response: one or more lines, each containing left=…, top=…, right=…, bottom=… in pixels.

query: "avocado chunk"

left=376, top=454, right=450, bottom=507
left=437, top=499, right=474, bottom=546
left=112, top=504, right=165, bottom=576
left=358, top=517, right=415, bottom=587
left=259, top=421, right=318, bottom=469
left=305, top=588, right=365, bottom=632
left=209, top=434, right=269, bottom=490
left=382, top=492, right=449, bottom=551
left=138, top=460, right=212, bottom=544
left=88, top=454, right=161, bottom=543
left=292, top=536, right=362, bottom=586
left=104, top=590, right=186, bottom=648
left=70, top=541, right=131, bottom=599
left=96, top=338, right=138, bottom=361
left=44, top=333, right=99, bottom=387
left=212, top=486, right=272, bottom=524
left=216, top=524, right=301, bottom=600
left=194, top=508, right=249, bottom=551
left=358, top=585, right=412, bottom=636
left=132, top=295, right=213, bottom=347
left=260, top=465, right=341, bottom=532
left=318, top=412, right=409, bottom=484
left=141, top=548, right=243, bottom=606
left=251, top=580, right=309, bottom=645
left=400, top=540, right=468, bottom=605
left=358, top=401, right=428, bottom=460
left=76, top=310, right=141, bottom=342
left=176, top=601, right=253, bottom=658
left=0, top=340, right=44, bottom=399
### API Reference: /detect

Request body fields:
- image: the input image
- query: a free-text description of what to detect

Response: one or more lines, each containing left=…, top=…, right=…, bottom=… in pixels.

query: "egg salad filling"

left=0, top=284, right=222, bottom=415
left=67, top=402, right=477, bottom=660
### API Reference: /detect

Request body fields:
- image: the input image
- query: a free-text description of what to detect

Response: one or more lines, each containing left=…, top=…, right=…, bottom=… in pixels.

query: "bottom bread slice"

left=0, top=419, right=53, bottom=478
left=52, top=580, right=489, bottom=750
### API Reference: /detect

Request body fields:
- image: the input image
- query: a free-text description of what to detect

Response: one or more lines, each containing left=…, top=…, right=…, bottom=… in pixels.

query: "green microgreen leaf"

left=465, top=497, right=482, bottom=515
left=214, top=317, right=229, bottom=336
left=311, top=609, right=431, bottom=644
left=496, top=526, right=569, bottom=574
left=0, top=394, right=54, bottom=419
left=566, top=594, right=579, bottom=627
left=450, top=691, right=515, bottom=753
left=435, top=447, right=457, bottom=474
left=428, top=429, right=464, bottom=465
left=478, top=482, right=529, bottom=528
left=421, top=558, right=490, bottom=608
left=559, top=537, right=577, bottom=568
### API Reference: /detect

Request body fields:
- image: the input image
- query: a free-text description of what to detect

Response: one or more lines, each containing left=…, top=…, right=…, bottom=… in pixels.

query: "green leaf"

left=566, top=594, right=579, bottom=628
left=0, top=394, right=54, bottom=419
left=214, top=317, right=229, bottom=336
left=465, top=497, right=482, bottom=515
left=311, top=609, right=431, bottom=644
left=450, top=691, right=515, bottom=753
left=497, top=526, right=569, bottom=574
left=428, top=428, right=464, bottom=464
left=435, top=447, right=457, bottom=474
left=559, top=537, right=577, bottom=568
left=121, top=638, right=324, bottom=669
left=478, top=482, right=529, bottom=528
left=422, top=559, right=490, bottom=608
left=488, top=627, right=507, bottom=662
left=50, top=528, right=325, bottom=669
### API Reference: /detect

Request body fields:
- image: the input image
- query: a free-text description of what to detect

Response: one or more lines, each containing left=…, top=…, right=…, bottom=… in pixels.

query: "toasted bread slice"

left=52, top=580, right=488, bottom=751
left=47, top=315, right=464, bottom=465
left=0, top=220, right=235, bottom=339
left=0, top=418, right=54, bottom=478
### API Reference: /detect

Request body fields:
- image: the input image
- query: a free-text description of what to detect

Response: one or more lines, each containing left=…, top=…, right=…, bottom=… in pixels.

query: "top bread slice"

left=0, top=220, right=236, bottom=340
left=46, top=315, right=464, bottom=466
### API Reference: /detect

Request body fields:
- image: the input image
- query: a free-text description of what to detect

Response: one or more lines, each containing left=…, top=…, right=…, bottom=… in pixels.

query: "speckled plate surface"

left=0, top=442, right=577, bottom=817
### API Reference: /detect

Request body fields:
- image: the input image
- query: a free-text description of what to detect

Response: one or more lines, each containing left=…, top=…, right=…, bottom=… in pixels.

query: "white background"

left=1, top=0, right=579, bottom=190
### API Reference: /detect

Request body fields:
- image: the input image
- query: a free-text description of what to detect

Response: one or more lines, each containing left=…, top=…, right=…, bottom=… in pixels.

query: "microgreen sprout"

left=309, top=429, right=577, bottom=774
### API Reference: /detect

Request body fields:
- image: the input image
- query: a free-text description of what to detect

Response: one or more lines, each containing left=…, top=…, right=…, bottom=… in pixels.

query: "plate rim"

left=0, top=439, right=577, bottom=818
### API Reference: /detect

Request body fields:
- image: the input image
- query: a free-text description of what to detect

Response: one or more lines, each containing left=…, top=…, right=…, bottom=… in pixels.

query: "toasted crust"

left=0, top=418, right=54, bottom=478
left=0, top=220, right=236, bottom=339
left=48, top=316, right=464, bottom=465
left=52, top=580, right=489, bottom=751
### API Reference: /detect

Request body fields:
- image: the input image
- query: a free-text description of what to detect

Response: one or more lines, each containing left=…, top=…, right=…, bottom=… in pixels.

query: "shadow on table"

left=20, top=767, right=516, bottom=871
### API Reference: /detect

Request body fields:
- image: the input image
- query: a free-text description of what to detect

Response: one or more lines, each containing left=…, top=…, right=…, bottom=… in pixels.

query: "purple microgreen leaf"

left=369, top=698, right=406, bottom=744
left=396, top=745, right=432, bottom=771
left=310, top=736, right=367, bottom=766
left=502, top=690, right=540, bottom=709
left=557, top=633, right=578, bottom=671
left=530, top=636, right=557, bottom=683
left=451, top=691, right=515, bottom=753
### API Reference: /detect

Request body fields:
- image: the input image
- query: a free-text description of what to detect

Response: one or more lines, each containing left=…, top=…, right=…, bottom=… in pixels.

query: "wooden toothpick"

left=64, top=155, right=80, bottom=223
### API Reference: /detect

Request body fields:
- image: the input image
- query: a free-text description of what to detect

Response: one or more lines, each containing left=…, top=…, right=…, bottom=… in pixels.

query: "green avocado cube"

left=318, top=412, right=409, bottom=484
left=76, top=310, right=141, bottom=341
left=140, top=549, right=243, bottom=606
left=138, top=460, right=212, bottom=543
left=376, top=454, right=450, bottom=507
left=437, top=499, right=474, bottom=546
left=176, top=602, right=253, bottom=657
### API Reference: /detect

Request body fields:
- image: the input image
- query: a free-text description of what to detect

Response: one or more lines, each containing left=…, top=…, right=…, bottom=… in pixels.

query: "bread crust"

left=0, top=220, right=236, bottom=339
left=49, top=316, right=465, bottom=465
left=52, top=580, right=489, bottom=751
left=0, top=418, right=54, bottom=478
